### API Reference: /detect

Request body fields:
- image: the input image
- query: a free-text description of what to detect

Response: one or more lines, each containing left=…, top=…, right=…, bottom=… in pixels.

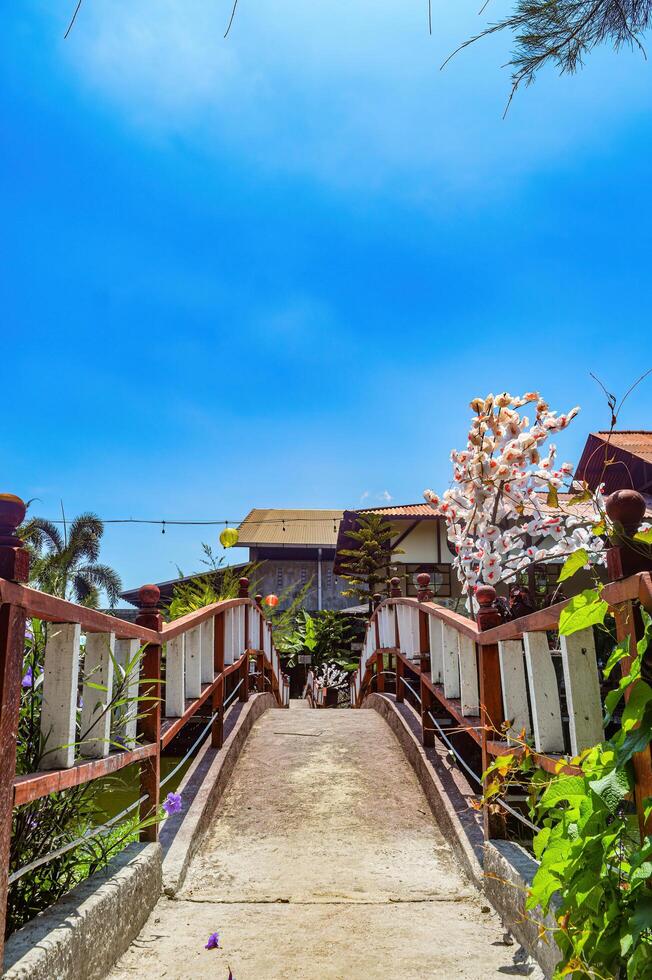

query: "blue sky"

left=3, top=1, right=651, bottom=593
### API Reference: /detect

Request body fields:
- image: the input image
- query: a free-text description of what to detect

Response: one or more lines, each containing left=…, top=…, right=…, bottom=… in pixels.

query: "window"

left=326, top=569, right=333, bottom=591
left=276, top=567, right=283, bottom=590
left=300, top=567, right=308, bottom=585
left=401, top=564, right=452, bottom=598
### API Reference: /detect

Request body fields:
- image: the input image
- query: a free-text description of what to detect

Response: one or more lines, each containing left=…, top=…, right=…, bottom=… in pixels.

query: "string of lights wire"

left=37, top=515, right=343, bottom=527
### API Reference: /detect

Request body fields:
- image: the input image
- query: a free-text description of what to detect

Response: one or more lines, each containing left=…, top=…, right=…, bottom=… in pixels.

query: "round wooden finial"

left=138, top=584, right=160, bottom=609
left=389, top=576, right=402, bottom=598
left=372, top=593, right=383, bottom=608
left=0, top=494, right=27, bottom=546
left=605, top=489, right=646, bottom=534
left=239, top=577, right=250, bottom=598
left=254, top=593, right=263, bottom=607
left=475, top=585, right=497, bottom=608
left=416, top=572, right=433, bottom=601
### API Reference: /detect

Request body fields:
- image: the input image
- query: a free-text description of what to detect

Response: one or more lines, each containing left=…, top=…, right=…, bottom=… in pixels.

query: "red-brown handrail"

left=351, top=491, right=652, bottom=843
left=0, top=495, right=290, bottom=966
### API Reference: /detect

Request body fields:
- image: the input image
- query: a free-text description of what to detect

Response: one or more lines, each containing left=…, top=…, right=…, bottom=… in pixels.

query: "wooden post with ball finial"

left=475, top=585, right=506, bottom=840
left=0, top=494, right=29, bottom=965
left=605, top=490, right=652, bottom=836
left=135, top=584, right=163, bottom=840
left=239, top=579, right=250, bottom=702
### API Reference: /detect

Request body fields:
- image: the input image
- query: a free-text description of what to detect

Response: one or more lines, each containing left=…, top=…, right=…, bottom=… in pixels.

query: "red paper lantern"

left=264, top=593, right=279, bottom=608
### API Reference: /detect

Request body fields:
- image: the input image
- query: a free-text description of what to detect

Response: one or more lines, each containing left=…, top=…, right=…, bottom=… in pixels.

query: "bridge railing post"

left=212, top=611, right=226, bottom=748
left=476, top=586, right=506, bottom=840
left=0, top=494, right=29, bottom=968
left=135, top=585, right=163, bottom=840
left=239, top=579, right=250, bottom=703
left=605, top=490, right=652, bottom=837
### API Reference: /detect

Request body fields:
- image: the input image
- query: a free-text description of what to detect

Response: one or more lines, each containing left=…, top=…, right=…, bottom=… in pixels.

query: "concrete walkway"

left=108, top=703, right=536, bottom=979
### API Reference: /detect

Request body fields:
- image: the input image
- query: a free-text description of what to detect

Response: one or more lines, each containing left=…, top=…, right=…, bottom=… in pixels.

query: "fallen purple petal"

left=204, top=931, right=220, bottom=950
left=162, top=791, right=182, bottom=816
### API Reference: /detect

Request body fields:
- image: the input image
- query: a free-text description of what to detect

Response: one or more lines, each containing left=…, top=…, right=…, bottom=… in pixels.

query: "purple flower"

left=162, top=792, right=182, bottom=816
left=25, top=625, right=34, bottom=641
left=21, top=666, right=33, bottom=689
left=78, top=695, right=83, bottom=709
left=204, top=932, right=221, bottom=950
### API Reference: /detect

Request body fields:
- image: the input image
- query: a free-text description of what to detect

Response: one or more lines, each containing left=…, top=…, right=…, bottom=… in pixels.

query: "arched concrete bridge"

left=3, top=495, right=652, bottom=980
left=108, top=700, right=536, bottom=980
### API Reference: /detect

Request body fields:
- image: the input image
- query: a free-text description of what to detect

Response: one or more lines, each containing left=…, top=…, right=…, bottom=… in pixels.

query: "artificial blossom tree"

left=423, top=391, right=611, bottom=611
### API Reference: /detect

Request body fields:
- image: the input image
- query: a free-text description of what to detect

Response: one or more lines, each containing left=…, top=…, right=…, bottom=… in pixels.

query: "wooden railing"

left=0, top=494, right=289, bottom=965
left=302, top=669, right=337, bottom=707
left=350, top=489, right=652, bottom=841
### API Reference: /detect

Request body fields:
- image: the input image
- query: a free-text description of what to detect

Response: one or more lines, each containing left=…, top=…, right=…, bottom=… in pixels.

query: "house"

left=119, top=431, right=651, bottom=613
left=334, top=504, right=462, bottom=606
left=236, top=508, right=350, bottom=611
left=120, top=564, right=248, bottom=609
left=575, top=431, right=652, bottom=501
left=333, top=431, right=652, bottom=609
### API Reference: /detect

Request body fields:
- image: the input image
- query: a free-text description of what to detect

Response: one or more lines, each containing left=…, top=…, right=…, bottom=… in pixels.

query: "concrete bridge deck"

left=108, top=703, right=535, bottom=979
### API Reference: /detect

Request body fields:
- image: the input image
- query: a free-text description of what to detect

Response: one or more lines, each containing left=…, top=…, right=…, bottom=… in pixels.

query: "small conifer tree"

left=337, top=513, right=403, bottom=614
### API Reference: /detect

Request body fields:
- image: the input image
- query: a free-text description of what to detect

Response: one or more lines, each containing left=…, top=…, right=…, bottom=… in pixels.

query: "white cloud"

left=359, top=490, right=370, bottom=502
left=378, top=490, right=393, bottom=502
left=54, top=0, right=652, bottom=195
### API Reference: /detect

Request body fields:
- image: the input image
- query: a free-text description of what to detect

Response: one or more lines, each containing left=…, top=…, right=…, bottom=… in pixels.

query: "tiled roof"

left=359, top=503, right=438, bottom=518
left=528, top=491, right=652, bottom=520
left=594, top=431, right=652, bottom=465
left=237, top=509, right=343, bottom=547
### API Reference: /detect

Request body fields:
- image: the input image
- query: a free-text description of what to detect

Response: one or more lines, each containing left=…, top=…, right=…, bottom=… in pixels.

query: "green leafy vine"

left=482, top=598, right=652, bottom=979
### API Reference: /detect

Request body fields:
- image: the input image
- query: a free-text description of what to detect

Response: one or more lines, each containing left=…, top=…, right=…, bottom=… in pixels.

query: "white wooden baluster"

left=80, top=631, right=115, bottom=759
left=429, top=618, right=444, bottom=682
left=40, top=622, right=81, bottom=770
left=498, top=639, right=532, bottom=741
left=397, top=605, right=418, bottom=660
left=523, top=631, right=564, bottom=753
left=379, top=606, right=394, bottom=648
left=165, top=634, right=185, bottom=717
left=200, top=618, right=215, bottom=684
left=249, top=608, right=260, bottom=651
left=236, top=605, right=245, bottom=659
left=114, top=637, right=140, bottom=748
left=263, top=620, right=272, bottom=659
left=441, top=622, right=461, bottom=699
left=224, top=608, right=235, bottom=666
left=559, top=628, right=604, bottom=755
left=185, top=626, right=202, bottom=699
left=458, top=633, right=479, bottom=716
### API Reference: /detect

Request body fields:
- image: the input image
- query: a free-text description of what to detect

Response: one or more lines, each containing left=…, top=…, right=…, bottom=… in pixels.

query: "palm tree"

left=20, top=511, right=122, bottom=608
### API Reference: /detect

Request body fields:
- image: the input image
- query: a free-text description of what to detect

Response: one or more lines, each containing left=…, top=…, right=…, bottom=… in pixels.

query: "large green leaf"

left=557, top=548, right=589, bottom=583
left=616, top=701, right=652, bottom=766
left=603, top=638, right=631, bottom=680
left=539, top=775, right=587, bottom=812
left=559, top=589, right=608, bottom=636
left=588, top=768, right=631, bottom=814
left=620, top=681, right=652, bottom=733
left=634, top=527, right=652, bottom=544
left=303, top=613, right=317, bottom=652
left=628, top=894, right=652, bottom=944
